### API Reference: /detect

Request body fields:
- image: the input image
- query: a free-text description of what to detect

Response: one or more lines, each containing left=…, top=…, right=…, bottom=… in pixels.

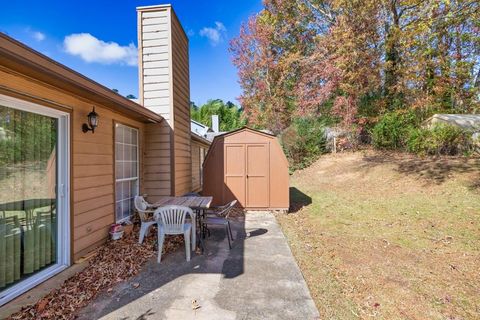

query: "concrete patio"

left=78, top=212, right=319, bottom=320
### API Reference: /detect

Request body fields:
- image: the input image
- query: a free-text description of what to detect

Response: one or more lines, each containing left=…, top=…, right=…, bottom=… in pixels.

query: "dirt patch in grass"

left=277, top=150, right=480, bottom=319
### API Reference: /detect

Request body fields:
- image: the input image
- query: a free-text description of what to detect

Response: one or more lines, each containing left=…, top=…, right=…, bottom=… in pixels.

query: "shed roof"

left=212, top=126, right=276, bottom=140
left=204, top=127, right=288, bottom=166
left=425, top=114, right=480, bottom=131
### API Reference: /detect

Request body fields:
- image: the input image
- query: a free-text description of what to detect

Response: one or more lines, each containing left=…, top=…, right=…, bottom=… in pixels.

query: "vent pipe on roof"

left=212, top=115, right=219, bottom=133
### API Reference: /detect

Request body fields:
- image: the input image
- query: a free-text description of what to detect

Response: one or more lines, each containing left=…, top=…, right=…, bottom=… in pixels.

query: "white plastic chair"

left=134, top=196, right=156, bottom=244
left=154, top=205, right=193, bottom=263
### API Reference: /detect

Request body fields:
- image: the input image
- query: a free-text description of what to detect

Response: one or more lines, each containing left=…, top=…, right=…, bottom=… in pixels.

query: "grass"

left=277, top=150, right=480, bottom=320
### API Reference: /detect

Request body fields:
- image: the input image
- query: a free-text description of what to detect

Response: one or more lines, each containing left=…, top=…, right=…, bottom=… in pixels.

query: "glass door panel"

left=0, top=105, right=57, bottom=292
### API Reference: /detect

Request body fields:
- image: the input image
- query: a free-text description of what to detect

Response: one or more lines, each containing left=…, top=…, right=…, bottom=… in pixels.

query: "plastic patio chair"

left=202, top=200, right=237, bottom=249
left=154, top=205, right=193, bottom=263
left=134, top=196, right=156, bottom=244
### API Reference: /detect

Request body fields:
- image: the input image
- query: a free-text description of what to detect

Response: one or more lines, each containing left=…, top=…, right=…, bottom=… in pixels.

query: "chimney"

left=212, top=115, right=219, bottom=133
left=137, top=4, right=192, bottom=196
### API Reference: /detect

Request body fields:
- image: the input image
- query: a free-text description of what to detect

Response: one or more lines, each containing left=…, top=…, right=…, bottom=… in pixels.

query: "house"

left=424, top=114, right=480, bottom=144
left=191, top=119, right=213, bottom=138
left=424, top=114, right=480, bottom=132
left=190, top=120, right=211, bottom=192
left=0, top=4, right=201, bottom=306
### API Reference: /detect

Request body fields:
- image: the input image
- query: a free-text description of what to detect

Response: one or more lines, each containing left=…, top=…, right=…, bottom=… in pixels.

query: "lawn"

left=277, top=150, right=480, bottom=320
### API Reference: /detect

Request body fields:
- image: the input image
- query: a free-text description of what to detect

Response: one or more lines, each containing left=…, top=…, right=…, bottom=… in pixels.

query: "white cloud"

left=32, top=31, right=45, bottom=41
left=199, top=21, right=227, bottom=46
left=63, top=33, right=137, bottom=66
left=24, top=28, right=46, bottom=41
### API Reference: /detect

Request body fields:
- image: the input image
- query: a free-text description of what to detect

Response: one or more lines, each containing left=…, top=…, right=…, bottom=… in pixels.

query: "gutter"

left=191, top=132, right=211, bottom=146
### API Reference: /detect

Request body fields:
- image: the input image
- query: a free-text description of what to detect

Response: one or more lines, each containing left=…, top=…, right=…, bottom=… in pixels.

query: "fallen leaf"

left=192, top=299, right=201, bottom=310
left=36, top=298, right=49, bottom=312
left=7, top=217, right=196, bottom=320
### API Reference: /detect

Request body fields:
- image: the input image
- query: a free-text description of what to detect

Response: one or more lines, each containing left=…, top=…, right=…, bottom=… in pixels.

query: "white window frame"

left=114, top=123, right=139, bottom=223
left=0, top=94, right=70, bottom=307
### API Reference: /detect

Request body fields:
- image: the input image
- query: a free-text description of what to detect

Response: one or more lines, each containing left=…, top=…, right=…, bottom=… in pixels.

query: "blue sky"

left=0, top=1, right=262, bottom=106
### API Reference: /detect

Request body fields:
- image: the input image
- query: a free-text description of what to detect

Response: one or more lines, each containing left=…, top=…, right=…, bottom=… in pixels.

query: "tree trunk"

left=384, top=1, right=401, bottom=110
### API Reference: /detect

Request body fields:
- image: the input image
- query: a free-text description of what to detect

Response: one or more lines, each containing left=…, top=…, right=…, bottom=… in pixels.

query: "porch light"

left=82, top=107, right=99, bottom=133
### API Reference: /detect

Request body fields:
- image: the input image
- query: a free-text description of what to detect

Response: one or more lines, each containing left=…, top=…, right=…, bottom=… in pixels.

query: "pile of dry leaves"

left=8, top=224, right=183, bottom=320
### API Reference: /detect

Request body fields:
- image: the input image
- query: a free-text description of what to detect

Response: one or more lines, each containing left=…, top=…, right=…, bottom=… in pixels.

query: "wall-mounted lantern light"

left=82, top=107, right=99, bottom=133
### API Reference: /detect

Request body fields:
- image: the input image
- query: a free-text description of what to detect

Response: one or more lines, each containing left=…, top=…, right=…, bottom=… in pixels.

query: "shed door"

left=224, top=144, right=246, bottom=206
left=246, top=144, right=269, bottom=208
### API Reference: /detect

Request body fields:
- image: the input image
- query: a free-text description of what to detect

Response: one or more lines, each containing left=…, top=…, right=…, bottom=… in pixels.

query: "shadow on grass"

left=289, top=187, right=312, bottom=213
left=361, top=152, right=480, bottom=185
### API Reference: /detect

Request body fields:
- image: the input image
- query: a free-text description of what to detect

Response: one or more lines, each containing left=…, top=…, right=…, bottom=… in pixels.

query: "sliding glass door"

left=0, top=94, right=69, bottom=306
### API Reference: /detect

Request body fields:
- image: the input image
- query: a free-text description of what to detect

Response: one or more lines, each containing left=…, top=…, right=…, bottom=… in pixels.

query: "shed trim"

left=204, top=127, right=288, bottom=168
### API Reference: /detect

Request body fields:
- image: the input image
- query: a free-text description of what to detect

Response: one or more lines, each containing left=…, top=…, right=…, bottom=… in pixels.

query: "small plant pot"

left=110, top=230, right=124, bottom=241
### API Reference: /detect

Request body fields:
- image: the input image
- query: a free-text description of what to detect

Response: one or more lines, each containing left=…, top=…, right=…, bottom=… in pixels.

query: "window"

left=115, top=124, right=138, bottom=222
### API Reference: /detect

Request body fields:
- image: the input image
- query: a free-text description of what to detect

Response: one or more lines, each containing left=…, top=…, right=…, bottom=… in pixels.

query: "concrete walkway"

left=78, top=212, right=319, bottom=320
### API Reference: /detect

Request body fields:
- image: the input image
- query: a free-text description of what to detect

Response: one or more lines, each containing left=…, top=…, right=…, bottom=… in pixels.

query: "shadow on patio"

left=78, top=214, right=255, bottom=319
left=78, top=211, right=318, bottom=320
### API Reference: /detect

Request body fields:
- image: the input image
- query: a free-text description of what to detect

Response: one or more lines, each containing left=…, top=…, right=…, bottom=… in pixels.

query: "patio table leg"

left=196, top=209, right=205, bottom=254
left=191, top=211, right=196, bottom=251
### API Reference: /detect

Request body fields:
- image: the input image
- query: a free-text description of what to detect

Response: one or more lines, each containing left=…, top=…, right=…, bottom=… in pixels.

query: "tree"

left=190, top=99, right=246, bottom=131
left=298, top=0, right=383, bottom=130
left=232, top=0, right=480, bottom=133
left=230, top=0, right=315, bottom=134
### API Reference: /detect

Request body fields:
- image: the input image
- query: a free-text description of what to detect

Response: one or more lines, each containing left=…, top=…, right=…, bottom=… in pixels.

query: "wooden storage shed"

left=202, top=127, right=289, bottom=211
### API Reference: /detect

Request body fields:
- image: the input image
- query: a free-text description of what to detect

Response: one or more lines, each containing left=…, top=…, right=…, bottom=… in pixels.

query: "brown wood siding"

left=0, top=67, right=149, bottom=261
left=203, top=140, right=224, bottom=206
left=143, top=121, right=172, bottom=202
left=171, top=11, right=191, bottom=196
left=191, top=143, right=200, bottom=191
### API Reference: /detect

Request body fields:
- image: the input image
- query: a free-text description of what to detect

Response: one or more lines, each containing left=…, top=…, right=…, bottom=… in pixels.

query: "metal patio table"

left=153, top=196, right=213, bottom=253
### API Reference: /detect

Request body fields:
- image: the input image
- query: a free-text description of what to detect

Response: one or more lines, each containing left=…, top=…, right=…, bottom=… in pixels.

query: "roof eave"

left=191, top=132, right=211, bottom=145
left=0, top=33, right=162, bottom=124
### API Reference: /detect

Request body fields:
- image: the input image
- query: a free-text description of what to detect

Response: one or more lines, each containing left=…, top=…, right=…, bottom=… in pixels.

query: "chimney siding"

left=138, top=8, right=172, bottom=120
left=138, top=4, right=192, bottom=197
